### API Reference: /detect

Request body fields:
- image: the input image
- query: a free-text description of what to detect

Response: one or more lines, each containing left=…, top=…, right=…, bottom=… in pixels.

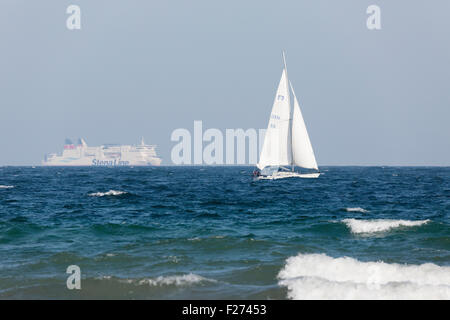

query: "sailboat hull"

left=257, top=171, right=320, bottom=180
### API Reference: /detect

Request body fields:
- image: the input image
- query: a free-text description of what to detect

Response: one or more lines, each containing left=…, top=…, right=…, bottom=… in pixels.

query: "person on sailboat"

left=253, top=169, right=261, bottom=177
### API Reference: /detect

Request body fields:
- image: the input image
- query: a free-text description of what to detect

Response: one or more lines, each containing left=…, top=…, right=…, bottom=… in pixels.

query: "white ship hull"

left=257, top=171, right=320, bottom=180
left=42, top=138, right=162, bottom=167
left=42, top=158, right=162, bottom=167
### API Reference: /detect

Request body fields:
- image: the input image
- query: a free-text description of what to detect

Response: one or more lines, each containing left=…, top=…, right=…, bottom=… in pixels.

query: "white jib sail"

left=257, top=69, right=292, bottom=170
left=290, top=82, right=318, bottom=170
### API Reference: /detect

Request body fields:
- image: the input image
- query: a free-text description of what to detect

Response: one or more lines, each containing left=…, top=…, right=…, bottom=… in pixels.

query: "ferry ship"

left=43, top=138, right=162, bottom=166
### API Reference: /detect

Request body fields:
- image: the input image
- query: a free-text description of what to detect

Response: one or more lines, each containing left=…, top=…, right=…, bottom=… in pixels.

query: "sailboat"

left=255, top=52, right=320, bottom=179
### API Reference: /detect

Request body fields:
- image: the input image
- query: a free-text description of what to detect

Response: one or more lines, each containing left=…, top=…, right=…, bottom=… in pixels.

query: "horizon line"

left=1, top=164, right=449, bottom=168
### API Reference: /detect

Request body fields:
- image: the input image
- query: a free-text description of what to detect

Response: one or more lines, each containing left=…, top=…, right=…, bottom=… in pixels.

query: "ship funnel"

left=78, top=138, right=87, bottom=147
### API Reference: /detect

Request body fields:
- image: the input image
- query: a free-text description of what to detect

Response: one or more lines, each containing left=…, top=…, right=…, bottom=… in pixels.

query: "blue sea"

left=0, top=166, right=449, bottom=299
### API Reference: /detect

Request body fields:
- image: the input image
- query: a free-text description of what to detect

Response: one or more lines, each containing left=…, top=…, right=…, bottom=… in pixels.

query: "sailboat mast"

left=282, top=51, right=294, bottom=172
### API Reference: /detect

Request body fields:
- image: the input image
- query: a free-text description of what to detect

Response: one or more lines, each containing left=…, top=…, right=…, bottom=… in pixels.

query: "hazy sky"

left=1, top=1, right=449, bottom=165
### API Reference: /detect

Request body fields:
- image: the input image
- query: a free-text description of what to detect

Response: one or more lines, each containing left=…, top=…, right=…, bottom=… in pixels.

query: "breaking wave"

left=0, top=185, right=14, bottom=189
left=88, top=190, right=128, bottom=197
left=346, top=207, right=369, bottom=213
left=278, top=253, right=450, bottom=300
left=342, top=218, right=430, bottom=234
left=120, top=273, right=216, bottom=287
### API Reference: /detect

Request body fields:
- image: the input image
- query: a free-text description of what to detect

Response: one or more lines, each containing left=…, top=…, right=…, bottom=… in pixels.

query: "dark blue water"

left=0, top=166, right=449, bottom=299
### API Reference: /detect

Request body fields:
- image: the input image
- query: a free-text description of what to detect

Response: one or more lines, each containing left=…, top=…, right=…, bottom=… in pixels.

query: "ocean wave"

left=342, top=218, right=430, bottom=234
left=0, top=185, right=14, bottom=189
left=88, top=190, right=128, bottom=197
left=120, top=273, right=216, bottom=287
left=345, top=207, right=369, bottom=213
left=278, top=253, right=450, bottom=299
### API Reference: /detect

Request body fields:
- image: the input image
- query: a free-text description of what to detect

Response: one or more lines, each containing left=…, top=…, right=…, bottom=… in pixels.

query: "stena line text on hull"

left=42, top=138, right=162, bottom=167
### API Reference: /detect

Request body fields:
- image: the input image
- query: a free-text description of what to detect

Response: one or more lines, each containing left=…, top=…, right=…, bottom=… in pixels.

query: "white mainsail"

left=257, top=69, right=292, bottom=170
left=290, top=83, right=318, bottom=170
left=257, top=52, right=319, bottom=178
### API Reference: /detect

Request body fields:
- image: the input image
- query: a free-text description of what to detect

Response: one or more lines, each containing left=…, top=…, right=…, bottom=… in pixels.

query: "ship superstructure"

left=43, top=138, right=162, bottom=166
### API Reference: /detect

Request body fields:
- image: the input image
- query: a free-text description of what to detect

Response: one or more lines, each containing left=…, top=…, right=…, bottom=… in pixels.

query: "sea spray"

left=345, top=207, right=369, bottom=213
left=88, top=190, right=128, bottom=197
left=137, top=274, right=216, bottom=287
left=342, top=219, right=430, bottom=234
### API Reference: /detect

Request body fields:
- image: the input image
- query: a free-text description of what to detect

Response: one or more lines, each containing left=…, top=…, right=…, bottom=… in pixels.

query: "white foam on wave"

left=136, top=273, right=216, bottom=287
left=278, top=253, right=450, bottom=300
left=97, top=273, right=216, bottom=287
left=88, top=190, right=127, bottom=197
left=346, top=207, right=369, bottom=213
left=343, top=218, right=430, bottom=234
left=0, top=185, right=14, bottom=189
